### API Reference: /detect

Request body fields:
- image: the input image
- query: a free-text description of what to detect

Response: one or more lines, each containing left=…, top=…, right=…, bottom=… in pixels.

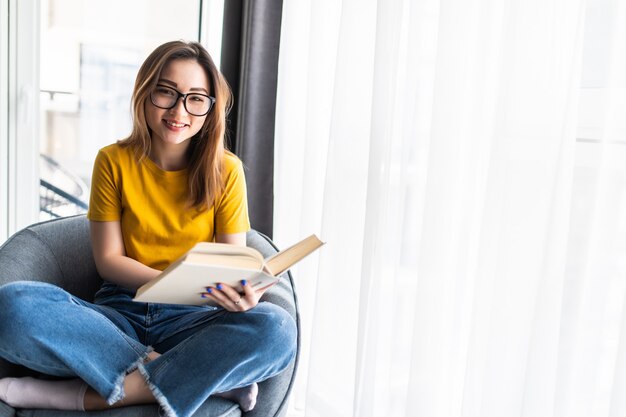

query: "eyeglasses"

left=150, top=84, right=215, bottom=116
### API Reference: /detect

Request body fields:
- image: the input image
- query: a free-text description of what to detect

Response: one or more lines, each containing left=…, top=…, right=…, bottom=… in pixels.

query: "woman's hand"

left=201, top=280, right=275, bottom=312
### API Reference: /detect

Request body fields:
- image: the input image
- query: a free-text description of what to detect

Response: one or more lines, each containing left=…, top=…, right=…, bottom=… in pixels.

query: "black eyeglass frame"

left=149, top=84, right=216, bottom=116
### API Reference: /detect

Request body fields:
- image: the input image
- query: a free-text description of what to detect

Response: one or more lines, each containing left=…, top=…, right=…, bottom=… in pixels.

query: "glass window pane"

left=39, top=0, right=213, bottom=220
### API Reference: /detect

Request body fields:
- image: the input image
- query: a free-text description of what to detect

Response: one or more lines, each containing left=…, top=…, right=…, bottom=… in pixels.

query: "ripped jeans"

left=0, top=281, right=297, bottom=417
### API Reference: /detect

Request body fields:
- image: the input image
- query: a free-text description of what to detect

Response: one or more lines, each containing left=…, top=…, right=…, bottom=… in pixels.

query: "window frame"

left=1, top=0, right=40, bottom=243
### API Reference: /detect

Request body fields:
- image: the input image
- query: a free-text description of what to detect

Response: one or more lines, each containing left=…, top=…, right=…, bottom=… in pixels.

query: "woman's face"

left=144, top=59, right=210, bottom=148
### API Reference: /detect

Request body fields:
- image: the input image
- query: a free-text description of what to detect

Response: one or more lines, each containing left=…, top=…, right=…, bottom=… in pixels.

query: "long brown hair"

left=120, top=40, right=233, bottom=210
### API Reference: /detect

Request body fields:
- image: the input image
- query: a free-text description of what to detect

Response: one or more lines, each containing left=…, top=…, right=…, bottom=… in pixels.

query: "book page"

left=185, top=252, right=261, bottom=270
left=190, top=242, right=264, bottom=261
left=133, top=235, right=324, bottom=306
left=134, top=266, right=277, bottom=306
left=264, top=234, right=324, bottom=276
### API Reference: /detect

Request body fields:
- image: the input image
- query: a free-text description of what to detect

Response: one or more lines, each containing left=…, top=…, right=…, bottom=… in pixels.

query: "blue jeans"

left=0, top=281, right=297, bottom=417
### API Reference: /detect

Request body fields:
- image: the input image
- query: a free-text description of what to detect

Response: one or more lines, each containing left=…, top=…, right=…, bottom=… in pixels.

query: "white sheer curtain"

left=273, top=0, right=626, bottom=416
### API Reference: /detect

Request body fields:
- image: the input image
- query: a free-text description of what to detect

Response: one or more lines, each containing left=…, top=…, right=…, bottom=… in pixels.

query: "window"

left=38, top=0, right=224, bottom=220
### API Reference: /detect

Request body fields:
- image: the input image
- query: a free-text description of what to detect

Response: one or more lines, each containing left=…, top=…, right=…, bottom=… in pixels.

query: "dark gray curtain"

left=220, top=0, right=283, bottom=238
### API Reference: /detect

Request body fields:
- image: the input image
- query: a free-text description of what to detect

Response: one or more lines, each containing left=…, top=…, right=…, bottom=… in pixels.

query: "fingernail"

left=241, top=279, right=247, bottom=286
left=201, top=293, right=207, bottom=298
left=205, top=288, right=213, bottom=294
left=216, top=283, right=223, bottom=290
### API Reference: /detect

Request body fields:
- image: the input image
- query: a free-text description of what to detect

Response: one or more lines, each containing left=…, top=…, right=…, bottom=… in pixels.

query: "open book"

left=133, top=234, right=324, bottom=306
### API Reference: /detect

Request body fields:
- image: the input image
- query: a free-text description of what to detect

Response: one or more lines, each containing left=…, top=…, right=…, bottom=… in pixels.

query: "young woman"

left=0, top=40, right=296, bottom=417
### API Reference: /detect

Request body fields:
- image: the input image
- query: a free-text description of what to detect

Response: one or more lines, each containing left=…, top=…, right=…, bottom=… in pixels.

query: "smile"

left=164, top=120, right=187, bottom=128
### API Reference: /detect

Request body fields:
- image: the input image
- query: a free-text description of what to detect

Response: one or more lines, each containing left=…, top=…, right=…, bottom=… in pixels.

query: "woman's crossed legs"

left=0, top=281, right=296, bottom=417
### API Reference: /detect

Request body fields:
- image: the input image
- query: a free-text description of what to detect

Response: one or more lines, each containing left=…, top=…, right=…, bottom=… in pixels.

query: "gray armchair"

left=0, top=215, right=300, bottom=417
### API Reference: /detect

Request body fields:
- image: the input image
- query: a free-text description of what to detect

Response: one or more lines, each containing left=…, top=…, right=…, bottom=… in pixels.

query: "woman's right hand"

left=201, top=280, right=276, bottom=312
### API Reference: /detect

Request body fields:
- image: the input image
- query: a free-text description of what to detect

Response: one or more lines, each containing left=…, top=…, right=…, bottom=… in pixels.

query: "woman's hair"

left=120, top=40, right=233, bottom=210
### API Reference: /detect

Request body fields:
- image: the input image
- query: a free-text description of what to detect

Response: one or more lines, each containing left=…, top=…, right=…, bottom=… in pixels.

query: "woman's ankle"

left=83, top=387, right=110, bottom=410
left=83, top=369, right=156, bottom=410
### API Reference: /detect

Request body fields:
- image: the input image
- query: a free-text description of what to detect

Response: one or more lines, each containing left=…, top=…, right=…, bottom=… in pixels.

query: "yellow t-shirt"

left=87, top=143, right=250, bottom=271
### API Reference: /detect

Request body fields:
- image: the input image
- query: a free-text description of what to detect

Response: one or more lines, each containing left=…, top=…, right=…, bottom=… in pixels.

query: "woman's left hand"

left=201, top=279, right=275, bottom=312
